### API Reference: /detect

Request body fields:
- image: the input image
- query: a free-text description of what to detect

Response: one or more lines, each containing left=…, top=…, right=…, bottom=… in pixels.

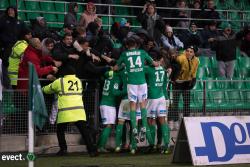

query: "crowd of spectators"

left=0, top=0, right=249, bottom=92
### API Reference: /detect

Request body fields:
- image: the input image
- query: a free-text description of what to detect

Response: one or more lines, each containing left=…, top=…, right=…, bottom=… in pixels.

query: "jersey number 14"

left=128, top=56, right=142, bottom=68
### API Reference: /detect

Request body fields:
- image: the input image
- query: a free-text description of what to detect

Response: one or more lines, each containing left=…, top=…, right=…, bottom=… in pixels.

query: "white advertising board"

left=183, top=116, right=250, bottom=166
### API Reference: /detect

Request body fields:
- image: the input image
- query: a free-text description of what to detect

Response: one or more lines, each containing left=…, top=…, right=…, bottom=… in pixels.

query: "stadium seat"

left=199, top=56, right=211, bottom=68
left=192, top=79, right=202, bottom=90
left=238, top=68, right=250, bottom=79
left=238, top=57, right=250, bottom=68
left=55, top=1, right=65, bottom=12
left=17, top=0, right=25, bottom=11
left=241, top=90, right=250, bottom=109
left=43, top=13, right=57, bottom=22
left=77, top=4, right=84, bottom=13
left=25, top=1, right=40, bottom=11
left=191, top=90, right=204, bottom=109
left=9, top=0, right=17, bottom=6
left=0, top=0, right=9, bottom=9
left=196, top=67, right=210, bottom=79
left=207, top=91, right=227, bottom=110
left=18, top=12, right=26, bottom=21
left=231, top=78, right=246, bottom=89
left=26, top=12, right=41, bottom=20
left=225, top=90, right=244, bottom=109
left=40, top=1, right=55, bottom=12
left=210, top=56, right=217, bottom=68
left=216, top=77, right=231, bottom=90
left=102, top=16, right=113, bottom=25
left=245, top=78, right=250, bottom=89
left=204, top=78, right=217, bottom=90
left=57, top=14, right=65, bottom=22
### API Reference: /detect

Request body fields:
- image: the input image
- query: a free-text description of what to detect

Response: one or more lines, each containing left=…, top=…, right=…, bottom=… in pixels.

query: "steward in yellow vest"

left=8, top=28, right=32, bottom=88
left=42, top=74, right=98, bottom=157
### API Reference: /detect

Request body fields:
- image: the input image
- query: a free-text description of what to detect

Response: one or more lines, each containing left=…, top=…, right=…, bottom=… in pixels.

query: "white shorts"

left=118, top=99, right=141, bottom=120
left=100, top=105, right=116, bottom=124
left=147, top=97, right=167, bottom=118
left=127, top=84, right=147, bottom=102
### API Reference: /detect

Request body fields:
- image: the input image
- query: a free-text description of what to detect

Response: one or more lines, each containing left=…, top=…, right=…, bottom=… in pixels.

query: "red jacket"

left=17, top=45, right=54, bottom=90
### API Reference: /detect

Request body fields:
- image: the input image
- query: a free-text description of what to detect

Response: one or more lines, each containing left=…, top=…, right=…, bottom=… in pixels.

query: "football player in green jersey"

left=97, top=70, right=121, bottom=152
left=114, top=37, right=158, bottom=154
left=145, top=48, right=170, bottom=154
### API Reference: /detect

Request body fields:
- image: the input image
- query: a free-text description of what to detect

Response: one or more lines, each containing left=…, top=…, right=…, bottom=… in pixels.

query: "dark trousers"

left=169, top=82, right=191, bottom=121
left=57, top=120, right=96, bottom=153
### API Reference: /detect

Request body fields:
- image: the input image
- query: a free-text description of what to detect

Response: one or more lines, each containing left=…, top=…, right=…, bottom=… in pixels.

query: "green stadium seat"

left=199, top=56, right=211, bottom=68
left=43, top=13, right=57, bottom=22
left=238, top=68, right=250, bottom=79
left=245, top=78, right=250, bottom=89
left=207, top=91, right=227, bottom=110
left=26, top=12, right=41, bottom=20
left=25, top=1, right=40, bottom=11
left=9, top=0, right=17, bottom=6
left=196, top=67, right=210, bottom=79
left=216, top=77, right=231, bottom=90
left=115, top=6, right=130, bottom=15
left=238, top=57, right=250, bottom=68
left=102, top=16, right=113, bottom=25
left=77, top=4, right=84, bottom=13
left=0, top=0, right=9, bottom=9
left=210, top=56, right=217, bottom=68
left=18, top=12, right=26, bottom=21
left=225, top=90, right=244, bottom=109
left=57, top=14, right=65, bottom=22
left=40, top=1, right=55, bottom=11
left=192, top=90, right=204, bottom=109
left=55, top=1, right=65, bottom=12
left=241, top=90, right=250, bottom=109
left=17, top=0, right=25, bottom=10
left=231, top=78, right=246, bottom=89
left=192, top=79, right=202, bottom=90
left=204, top=78, right=217, bottom=90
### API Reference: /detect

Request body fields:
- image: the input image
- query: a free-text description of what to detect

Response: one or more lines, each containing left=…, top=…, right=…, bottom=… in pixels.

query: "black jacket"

left=52, top=42, right=79, bottom=77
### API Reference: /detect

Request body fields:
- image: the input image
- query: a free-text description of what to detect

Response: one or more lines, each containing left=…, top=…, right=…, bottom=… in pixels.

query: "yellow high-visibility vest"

left=42, top=75, right=86, bottom=124
left=8, top=40, right=28, bottom=86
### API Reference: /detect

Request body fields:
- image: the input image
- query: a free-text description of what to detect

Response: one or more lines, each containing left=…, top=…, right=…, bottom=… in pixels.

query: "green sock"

left=161, top=123, right=170, bottom=148
left=115, top=124, right=123, bottom=147
left=149, top=125, right=156, bottom=145
left=97, top=127, right=111, bottom=148
left=130, top=110, right=137, bottom=130
left=141, top=108, right=153, bottom=145
left=130, top=133, right=137, bottom=149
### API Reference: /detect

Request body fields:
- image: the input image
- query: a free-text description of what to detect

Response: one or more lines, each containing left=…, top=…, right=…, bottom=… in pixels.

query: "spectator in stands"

left=64, top=2, right=78, bottom=27
left=200, top=21, right=219, bottom=56
left=237, top=24, right=250, bottom=57
left=32, top=17, right=52, bottom=40
left=211, top=22, right=240, bottom=78
left=201, top=0, right=220, bottom=27
left=41, top=38, right=55, bottom=57
left=52, top=33, right=79, bottom=77
left=169, top=46, right=199, bottom=127
left=17, top=38, right=59, bottom=91
left=79, top=2, right=98, bottom=29
left=58, top=24, right=75, bottom=40
left=0, top=6, right=26, bottom=88
left=161, top=25, right=184, bottom=50
left=190, top=0, right=203, bottom=28
left=76, top=37, right=111, bottom=80
left=8, top=28, right=32, bottom=89
left=178, top=22, right=202, bottom=48
left=137, top=2, right=164, bottom=40
left=171, top=0, right=190, bottom=28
